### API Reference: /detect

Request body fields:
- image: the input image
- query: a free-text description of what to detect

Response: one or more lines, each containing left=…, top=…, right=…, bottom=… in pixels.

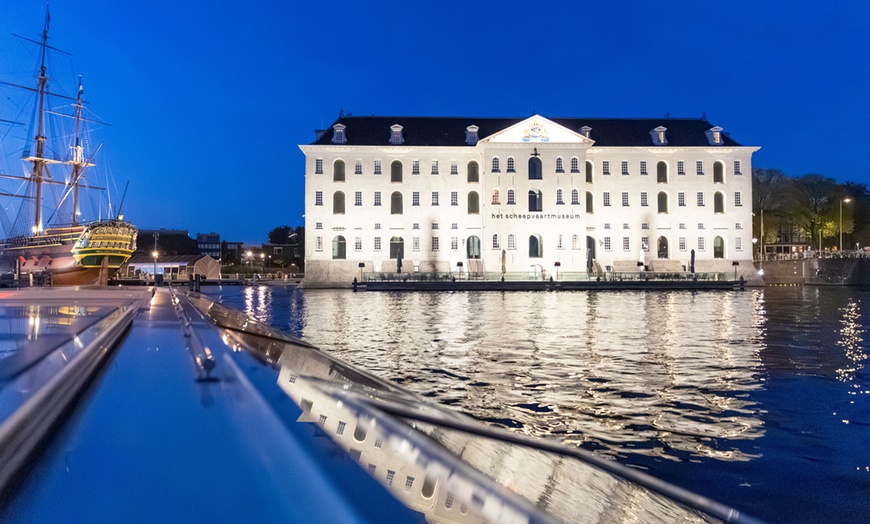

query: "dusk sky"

left=1, top=1, right=868, bottom=244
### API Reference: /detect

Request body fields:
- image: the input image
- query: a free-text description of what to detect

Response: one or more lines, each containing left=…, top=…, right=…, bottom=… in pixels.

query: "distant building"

left=196, top=232, right=221, bottom=259
left=300, top=115, right=759, bottom=286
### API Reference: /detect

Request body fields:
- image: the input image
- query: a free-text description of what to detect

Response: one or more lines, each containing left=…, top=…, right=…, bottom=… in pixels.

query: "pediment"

left=481, top=115, right=593, bottom=144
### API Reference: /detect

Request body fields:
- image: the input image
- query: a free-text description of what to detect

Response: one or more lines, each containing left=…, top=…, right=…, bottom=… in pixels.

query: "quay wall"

left=757, top=257, right=870, bottom=285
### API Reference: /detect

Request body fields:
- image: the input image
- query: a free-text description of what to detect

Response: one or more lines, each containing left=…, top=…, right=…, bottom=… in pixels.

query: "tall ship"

left=0, top=12, right=137, bottom=286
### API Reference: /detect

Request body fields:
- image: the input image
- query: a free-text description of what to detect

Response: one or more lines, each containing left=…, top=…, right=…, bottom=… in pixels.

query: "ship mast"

left=70, top=76, right=85, bottom=226
left=29, top=11, right=51, bottom=234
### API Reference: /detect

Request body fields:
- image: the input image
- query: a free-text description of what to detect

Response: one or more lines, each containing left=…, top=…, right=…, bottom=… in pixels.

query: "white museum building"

left=300, top=115, right=758, bottom=287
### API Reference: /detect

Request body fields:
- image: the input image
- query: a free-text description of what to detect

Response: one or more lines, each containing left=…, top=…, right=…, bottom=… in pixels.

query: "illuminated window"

left=492, top=189, right=500, bottom=204
left=706, top=126, right=724, bottom=145
left=650, top=126, right=667, bottom=145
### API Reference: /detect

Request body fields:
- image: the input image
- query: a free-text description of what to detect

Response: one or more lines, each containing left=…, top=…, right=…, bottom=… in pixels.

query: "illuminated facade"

left=300, top=115, right=758, bottom=287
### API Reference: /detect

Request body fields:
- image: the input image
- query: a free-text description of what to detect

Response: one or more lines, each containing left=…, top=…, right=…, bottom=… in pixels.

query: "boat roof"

left=0, top=286, right=762, bottom=523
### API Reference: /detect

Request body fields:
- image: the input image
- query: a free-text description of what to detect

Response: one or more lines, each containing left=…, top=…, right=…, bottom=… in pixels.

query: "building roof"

left=310, top=116, right=744, bottom=147
left=127, top=254, right=211, bottom=265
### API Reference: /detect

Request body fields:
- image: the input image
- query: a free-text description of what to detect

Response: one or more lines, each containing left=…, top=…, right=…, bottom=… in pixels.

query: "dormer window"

left=706, top=126, right=724, bottom=145
left=390, top=124, right=404, bottom=145
left=650, top=126, right=667, bottom=146
left=580, top=126, right=592, bottom=139
left=465, top=125, right=479, bottom=145
left=332, top=124, right=347, bottom=144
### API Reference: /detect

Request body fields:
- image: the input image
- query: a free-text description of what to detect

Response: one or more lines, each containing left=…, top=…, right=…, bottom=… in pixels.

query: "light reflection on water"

left=206, top=285, right=870, bottom=522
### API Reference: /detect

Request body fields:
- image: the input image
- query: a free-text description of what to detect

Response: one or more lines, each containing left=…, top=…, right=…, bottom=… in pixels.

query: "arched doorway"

left=389, top=236, right=404, bottom=259
left=714, top=236, right=725, bottom=259
left=332, top=236, right=346, bottom=259
left=467, top=236, right=481, bottom=259
left=529, top=235, right=543, bottom=258
left=657, top=236, right=669, bottom=259
left=586, top=236, right=596, bottom=272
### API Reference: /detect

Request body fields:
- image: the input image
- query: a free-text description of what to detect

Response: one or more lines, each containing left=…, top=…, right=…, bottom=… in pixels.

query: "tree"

left=268, top=225, right=295, bottom=244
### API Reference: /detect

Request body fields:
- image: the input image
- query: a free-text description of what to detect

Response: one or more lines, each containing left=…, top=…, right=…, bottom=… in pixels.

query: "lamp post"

left=840, top=198, right=852, bottom=251
left=245, top=250, right=253, bottom=272
left=152, top=250, right=158, bottom=280
left=259, top=252, right=265, bottom=272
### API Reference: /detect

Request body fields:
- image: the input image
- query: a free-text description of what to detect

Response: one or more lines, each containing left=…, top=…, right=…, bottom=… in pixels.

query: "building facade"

left=300, top=115, right=758, bottom=287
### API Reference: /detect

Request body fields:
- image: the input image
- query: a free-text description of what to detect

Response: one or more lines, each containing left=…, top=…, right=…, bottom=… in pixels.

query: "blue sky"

left=1, top=1, right=868, bottom=244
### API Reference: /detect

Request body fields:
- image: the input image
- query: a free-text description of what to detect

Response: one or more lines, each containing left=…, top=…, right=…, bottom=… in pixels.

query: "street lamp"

left=840, top=198, right=852, bottom=251
left=259, top=253, right=265, bottom=271
left=152, top=250, right=158, bottom=280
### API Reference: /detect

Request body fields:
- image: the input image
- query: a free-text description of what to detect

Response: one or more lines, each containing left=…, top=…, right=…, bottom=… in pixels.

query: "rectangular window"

left=698, top=223, right=705, bottom=230
left=621, top=161, right=629, bottom=175
left=431, top=160, right=439, bottom=175
left=604, top=223, right=611, bottom=229
left=374, top=223, right=381, bottom=230
left=640, top=192, right=648, bottom=207
left=355, top=191, right=362, bottom=206
left=622, top=192, right=629, bottom=206
left=412, top=223, right=420, bottom=229
left=678, top=161, right=685, bottom=175
left=696, top=160, right=704, bottom=175
left=698, top=237, right=706, bottom=251
left=623, top=237, right=630, bottom=251
left=412, top=237, right=420, bottom=251
left=736, top=222, right=743, bottom=230
left=678, top=192, right=685, bottom=207
left=735, top=191, right=743, bottom=206
left=315, top=236, right=323, bottom=251
left=315, top=222, right=323, bottom=229
left=734, top=160, right=742, bottom=175
left=604, top=237, right=611, bottom=251
left=697, top=192, right=704, bottom=206
left=412, top=160, right=420, bottom=175
left=679, top=237, right=687, bottom=251
left=412, top=191, right=420, bottom=206
left=450, top=161, right=458, bottom=175
left=432, top=192, right=439, bottom=206
left=451, top=223, right=458, bottom=229
left=354, top=237, right=362, bottom=251
left=432, top=222, right=439, bottom=229
left=623, top=223, right=629, bottom=229
left=736, top=237, right=743, bottom=250
left=374, top=160, right=382, bottom=175
left=315, top=191, right=323, bottom=206
left=404, top=476, right=415, bottom=492
left=318, top=415, right=327, bottom=426
left=451, top=191, right=458, bottom=206
left=374, top=191, right=382, bottom=206
left=603, top=161, right=611, bottom=175
left=354, top=160, right=362, bottom=175
left=557, top=234, right=563, bottom=249
left=603, top=192, right=611, bottom=206
left=642, top=236, right=649, bottom=250
left=375, top=436, right=383, bottom=448
left=315, top=158, right=323, bottom=174
left=385, top=470, right=395, bottom=486
left=507, top=235, right=516, bottom=250
left=679, top=223, right=686, bottom=229
left=641, top=223, right=649, bottom=230
left=451, top=237, right=458, bottom=250
left=336, top=421, right=346, bottom=435
left=431, top=237, right=440, bottom=251
left=368, top=464, right=376, bottom=475
left=374, top=237, right=381, bottom=251
left=640, top=161, right=648, bottom=175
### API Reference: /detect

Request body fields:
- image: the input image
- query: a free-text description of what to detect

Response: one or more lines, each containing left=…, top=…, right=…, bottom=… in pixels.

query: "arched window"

left=492, top=189, right=500, bottom=205
left=332, top=236, right=346, bottom=259
left=333, top=160, right=345, bottom=182
left=390, top=160, right=403, bottom=182
left=507, top=189, right=516, bottom=205
left=571, top=157, right=580, bottom=173
left=656, top=161, right=667, bottom=183
left=586, top=161, right=593, bottom=183
left=713, top=236, right=725, bottom=259
left=467, top=236, right=481, bottom=259
left=528, top=189, right=542, bottom=212
left=713, top=162, right=724, bottom=183
left=333, top=191, right=345, bottom=214
left=555, top=157, right=564, bottom=173
left=467, top=161, right=479, bottom=183
left=390, top=191, right=403, bottom=214
left=657, top=192, right=668, bottom=214
left=492, top=234, right=500, bottom=249
left=492, top=157, right=500, bottom=173
left=714, top=192, right=725, bottom=213
left=529, top=235, right=543, bottom=258
left=528, top=157, right=542, bottom=180
left=390, top=236, right=404, bottom=259
left=571, top=189, right=580, bottom=205
left=586, top=191, right=594, bottom=213
left=467, top=191, right=480, bottom=214
left=657, top=236, right=669, bottom=259
left=556, top=189, right=564, bottom=205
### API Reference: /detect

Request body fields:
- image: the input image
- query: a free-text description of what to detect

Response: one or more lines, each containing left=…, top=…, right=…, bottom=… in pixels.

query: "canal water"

left=201, top=285, right=869, bottom=523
